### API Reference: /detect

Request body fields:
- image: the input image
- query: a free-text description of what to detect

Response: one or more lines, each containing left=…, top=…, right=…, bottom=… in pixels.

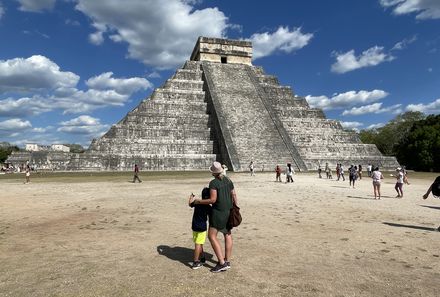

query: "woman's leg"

left=377, top=184, right=381, bottom=199
left=373, top=184, right=377, bottom=199
left=224, top=232, right=232, bottom=262
left=208, top=227, right=225, bottom=264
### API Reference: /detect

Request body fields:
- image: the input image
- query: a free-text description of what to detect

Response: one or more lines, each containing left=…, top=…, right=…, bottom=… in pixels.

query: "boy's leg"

left=194, top=243, right=202, bottom=262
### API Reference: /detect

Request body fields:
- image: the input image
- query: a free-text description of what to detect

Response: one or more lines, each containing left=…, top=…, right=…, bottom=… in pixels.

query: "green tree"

left=395, top=114, right=440, bottom=172
left=0, top=142, right=20, bottom=163
left=358, top=111, right=425, bottom=156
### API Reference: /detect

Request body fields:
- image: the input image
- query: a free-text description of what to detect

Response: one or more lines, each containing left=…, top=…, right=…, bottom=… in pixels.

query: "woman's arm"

left=231, top=188, right=237, bottom=205
left=191, top=189, right=217, bottom=205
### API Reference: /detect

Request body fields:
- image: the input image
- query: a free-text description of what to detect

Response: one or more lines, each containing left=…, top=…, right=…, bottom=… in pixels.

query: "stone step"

left=172, top=69, right=203, bottom=81
left=109, top=127, right=211, bottom=139
left=163, top=79, right=204, bottom=91
left=135, top=101, right=208, bottom=114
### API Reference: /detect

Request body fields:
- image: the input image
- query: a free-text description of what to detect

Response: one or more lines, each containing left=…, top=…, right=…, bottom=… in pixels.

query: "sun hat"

left=209, top=161, right=223, bottom=174
left=396, top=167, right=402, bottom=171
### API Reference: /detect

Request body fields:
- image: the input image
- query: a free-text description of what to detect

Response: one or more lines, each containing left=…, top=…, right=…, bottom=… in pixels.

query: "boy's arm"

left=188, top=194, right=196, bottom=207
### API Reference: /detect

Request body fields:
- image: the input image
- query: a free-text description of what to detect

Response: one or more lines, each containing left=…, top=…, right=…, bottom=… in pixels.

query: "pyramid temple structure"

left=7, top=37, right=398, bottom=171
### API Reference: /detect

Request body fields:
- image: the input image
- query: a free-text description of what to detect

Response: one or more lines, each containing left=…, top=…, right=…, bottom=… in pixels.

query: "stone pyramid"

left=7, top=37, right=399, bottom=171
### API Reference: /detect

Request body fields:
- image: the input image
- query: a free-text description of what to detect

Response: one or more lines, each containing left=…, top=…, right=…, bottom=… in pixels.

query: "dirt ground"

left=1, top=170, right=439, bottom=297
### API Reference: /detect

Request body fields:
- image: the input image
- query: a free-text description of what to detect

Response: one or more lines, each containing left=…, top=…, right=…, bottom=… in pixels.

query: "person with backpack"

left=422, top=176, right=440, bottom=232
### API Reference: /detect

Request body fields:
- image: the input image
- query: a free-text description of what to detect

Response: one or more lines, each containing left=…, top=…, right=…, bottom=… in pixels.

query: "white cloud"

left=342, top=103, right=402, bottom=116
left=58, top=115, right=109, bottom=135
left=0, top=118, right=32, bottom=130
left=65, top=19, right=81, bottom=26
left=75, top=0, right=229, bottom=69
left=406, top=98, right=440, bottom=114
left=0, top=55, right=152, bottom=115
left=391, top=35, right=417, bottom=51
left=17, top=0, right=56, bottom=12
left=0, top=55, right=79, bottom=92
left=32, top=127, right=47, bottom=132
left=340, top=121, right=363, bottom=130
left=366, top=123, right=385, bottom=130
left=0, top=96, right=52, bottom=117
left=86, top=72, right=152, bottom=95
left=250, top=26, right=313, bottom=60
left=306, top=89, right=388, bottom=110
left=331, top=46, right=395, bottom=73
left=0, top=2, right=4, bottom=20
left=380, top=0, right=440, bottom=20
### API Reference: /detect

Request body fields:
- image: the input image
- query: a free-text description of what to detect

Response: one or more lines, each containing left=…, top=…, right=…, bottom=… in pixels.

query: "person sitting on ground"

left=188, top=187, right=212, bottom=269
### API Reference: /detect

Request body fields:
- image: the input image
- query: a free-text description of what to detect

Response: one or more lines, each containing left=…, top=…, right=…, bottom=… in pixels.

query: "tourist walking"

left=132, top=164, right=142, bottom=183
left=358, top=164, right=363, bottom=180
left=371, top=167, right=384, bottom=199
left=275, top=165, right=282, bottom=182
left=325, top=162, right=330, bottom=179
left=188, top=188, right=211, bottom=269
left=189, top=161, right=237, bottom=272
left=391, top=167, right=404, bottom=198
left=249, top=161, right=255, bottom=176
left=349, top=165, right=358, bottom=188
left=367, top=164, right=372, bottom=177
left=222, top=164, right=228, bottom=176
left=286, top=163, right=294, bottom=183
left=318, top=165, right=322, bottom=179
left=336, top=164, right=340, bottom=180
left=24, top=165, right=30, bottom=184
left=339, top=164, right=345, bottom=181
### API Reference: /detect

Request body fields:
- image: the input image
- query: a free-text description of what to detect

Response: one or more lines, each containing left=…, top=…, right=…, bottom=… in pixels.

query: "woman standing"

left=190, top=162, right=237, bottom=273
left=371, top=167, right=384, bottom=199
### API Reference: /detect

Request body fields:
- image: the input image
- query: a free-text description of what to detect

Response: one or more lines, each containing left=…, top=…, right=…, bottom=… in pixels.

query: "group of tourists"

left=129, top=160, right=439, bottom=274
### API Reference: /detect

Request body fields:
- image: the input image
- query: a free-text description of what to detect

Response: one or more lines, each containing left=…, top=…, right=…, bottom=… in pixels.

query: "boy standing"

left=188, top=188, right=211, bottom=269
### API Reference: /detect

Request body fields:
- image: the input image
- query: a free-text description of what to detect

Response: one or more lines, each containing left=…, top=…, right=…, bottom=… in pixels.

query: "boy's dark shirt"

left=190, top=203, right=211, bottom=232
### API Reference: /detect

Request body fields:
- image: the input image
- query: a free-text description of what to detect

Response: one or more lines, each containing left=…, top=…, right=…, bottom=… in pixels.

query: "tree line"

left=358, top=111, right=440, bottom=172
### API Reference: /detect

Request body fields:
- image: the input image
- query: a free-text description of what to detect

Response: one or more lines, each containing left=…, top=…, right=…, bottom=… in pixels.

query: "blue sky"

left=0, top=0, right=439, bottom=147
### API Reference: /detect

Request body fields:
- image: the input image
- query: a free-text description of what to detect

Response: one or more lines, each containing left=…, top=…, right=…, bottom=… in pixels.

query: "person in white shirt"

left=391, top=167, right=404, bottom=198
left=371, top=167, right=384, bottom=199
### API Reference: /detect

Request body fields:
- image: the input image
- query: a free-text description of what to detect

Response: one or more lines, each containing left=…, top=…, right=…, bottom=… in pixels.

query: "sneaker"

left=224, top=261, right=231, bottom=270
left=437, top=226, right=440, bottom=232
left=200, top=256, right=206, bottom=264
left=210, top=262, right=228, bottom=273
left=192, top=261, right=202, bottom=270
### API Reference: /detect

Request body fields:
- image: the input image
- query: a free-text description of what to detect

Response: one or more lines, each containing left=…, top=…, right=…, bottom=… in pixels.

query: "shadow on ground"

left=419, top=205, right=440, bottom=210
left=157, top=245, right=215, bottom=268
left=383, top=222, right=437, bottom=232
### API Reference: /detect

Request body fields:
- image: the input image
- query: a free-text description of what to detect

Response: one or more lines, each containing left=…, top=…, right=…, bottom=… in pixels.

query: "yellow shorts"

left=192, top=231, right=207, bottom=245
